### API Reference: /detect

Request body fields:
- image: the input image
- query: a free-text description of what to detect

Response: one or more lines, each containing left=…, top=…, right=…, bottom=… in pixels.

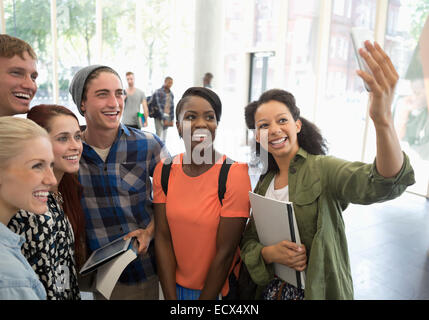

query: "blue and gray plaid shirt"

left=78, top=124, right=168, bottom=284
left=152, top=86, right=174, bottom=120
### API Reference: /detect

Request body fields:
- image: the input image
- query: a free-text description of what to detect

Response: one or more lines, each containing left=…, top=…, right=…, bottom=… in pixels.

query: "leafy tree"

left=5, top=0, right=51, bottom=56
left=137, top=0, right=170, bottom=84
left=4, top=0, right=176, bottom=93
left=408, top=0, right=429, bottom=41
left=57, top=0, right=96, bottom=66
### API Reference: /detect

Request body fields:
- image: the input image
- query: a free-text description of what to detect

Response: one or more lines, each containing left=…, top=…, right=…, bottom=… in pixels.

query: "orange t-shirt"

left=153, top=154, right=251, bottom=296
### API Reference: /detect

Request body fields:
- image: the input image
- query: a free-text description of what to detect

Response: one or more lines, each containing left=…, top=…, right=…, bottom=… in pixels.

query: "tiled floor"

left=344, top=191, right=429, bottom=300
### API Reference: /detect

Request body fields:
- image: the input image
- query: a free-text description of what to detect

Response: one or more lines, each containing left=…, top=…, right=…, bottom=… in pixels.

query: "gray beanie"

left=68, top=65, right=120, bottom=116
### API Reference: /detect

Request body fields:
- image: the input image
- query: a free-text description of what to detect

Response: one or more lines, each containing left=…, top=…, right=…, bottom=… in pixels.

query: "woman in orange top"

left=153, top=87, right=251, bottom=300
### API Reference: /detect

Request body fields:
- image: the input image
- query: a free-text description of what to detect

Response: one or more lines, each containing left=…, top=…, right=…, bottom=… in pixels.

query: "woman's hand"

left=261, top=240, right=307, bottom=272
left=357, top=41, right=399, bottom=127
left=357, top=41, right=404, bottom=178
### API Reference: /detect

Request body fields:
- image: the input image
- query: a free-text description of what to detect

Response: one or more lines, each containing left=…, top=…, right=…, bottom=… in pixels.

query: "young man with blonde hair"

left=0, top=34, right=38, bottom=116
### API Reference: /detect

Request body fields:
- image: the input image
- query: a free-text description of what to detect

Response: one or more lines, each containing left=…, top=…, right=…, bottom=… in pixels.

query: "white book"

left=79, top=237, right=138, bottom=300
left=95, top=248, right=137, bottom=300
left=249, top=191, right=305, bottom=289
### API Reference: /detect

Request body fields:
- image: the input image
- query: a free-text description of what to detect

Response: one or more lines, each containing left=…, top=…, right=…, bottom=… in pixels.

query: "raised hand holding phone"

left=351, top=27, right=375, bottom=91
left=355, top=39, right=403, bottom=179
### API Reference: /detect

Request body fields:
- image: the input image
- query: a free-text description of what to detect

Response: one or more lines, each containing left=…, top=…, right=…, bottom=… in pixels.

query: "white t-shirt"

left=265, top=177, right=289, bottom=202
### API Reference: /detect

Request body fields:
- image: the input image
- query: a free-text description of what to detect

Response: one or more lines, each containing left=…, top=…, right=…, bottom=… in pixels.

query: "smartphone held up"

left=350, top=27, right=376, bottom=92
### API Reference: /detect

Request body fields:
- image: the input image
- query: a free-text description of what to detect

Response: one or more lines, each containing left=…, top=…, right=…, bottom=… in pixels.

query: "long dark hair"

left=27, top=104, right=87, bottom=268
left=245, top=89, right=328, bottom=174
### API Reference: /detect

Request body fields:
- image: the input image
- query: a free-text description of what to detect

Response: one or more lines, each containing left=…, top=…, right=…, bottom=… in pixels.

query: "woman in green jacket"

left=241, top=41, right=415, bottom=299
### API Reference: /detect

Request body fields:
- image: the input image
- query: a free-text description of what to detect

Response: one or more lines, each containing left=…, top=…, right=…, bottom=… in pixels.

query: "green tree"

left=138, top=0, right=170, bottom=83
left=5, top=0, right=51, bottom=55
left=408, top=0, right=429, bottom=41
left=57, top=0, right=96, bottom=66
left=5, top=0, right=52, bottom=93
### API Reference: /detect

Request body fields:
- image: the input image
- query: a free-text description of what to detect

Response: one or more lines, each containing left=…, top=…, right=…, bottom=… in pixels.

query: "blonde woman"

left=0, top=117, right=56, bottom=300
left=8, top=105, right=84, bottom=300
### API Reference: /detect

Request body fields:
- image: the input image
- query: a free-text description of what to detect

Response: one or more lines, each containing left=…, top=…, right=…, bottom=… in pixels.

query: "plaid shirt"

left=152, top=86, right=174, bottom=120
left=78, top=124, right=168, bottom=284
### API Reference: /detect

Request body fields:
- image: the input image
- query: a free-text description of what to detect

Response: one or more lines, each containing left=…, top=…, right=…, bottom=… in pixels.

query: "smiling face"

left=81, top=72, right=124, bottom=132
left=254, top=100, right=301, bottom=160
left=0, top=51, right=38, bottom=116
left=177, top=96, right=217, bottom=151
left=48, top=115, right=83, bottom=177
left=0, top=137, right=56, bottom=217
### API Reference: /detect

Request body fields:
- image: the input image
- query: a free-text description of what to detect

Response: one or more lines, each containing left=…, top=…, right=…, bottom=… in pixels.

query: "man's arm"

left=142, top=98, right=149, bottom=127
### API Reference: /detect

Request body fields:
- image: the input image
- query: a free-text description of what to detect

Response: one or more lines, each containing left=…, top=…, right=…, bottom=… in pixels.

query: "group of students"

left=0, top=34, right=415, bottom=301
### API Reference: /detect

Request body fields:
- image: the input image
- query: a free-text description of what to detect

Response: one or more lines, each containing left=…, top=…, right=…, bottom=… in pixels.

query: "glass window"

left=249, top=52, right=275, bottom=102
left=135, top=0, right=172, bottom=94
left=1, top=2, right=5, bottom=32
left=284, top=0, right=320, bottom=119
left=385, top=0, right=429, bottom=196
left=224, top=53, right=239, bottom=93
left=253, top=0, right=275, bottom=48
left=317, top=0, right=376, bottom=161
left=224, top=0, right=249, bottom=94
left=224, top=0, right=247, bottom=51
left=101, top=0, right=136, bottom=73
left=5, top=0, right=53, bottom=107
left=56, top=0, right=96, bottom=124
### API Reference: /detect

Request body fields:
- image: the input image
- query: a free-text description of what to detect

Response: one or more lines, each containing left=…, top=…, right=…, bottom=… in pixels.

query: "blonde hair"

left=0, top=117, right=49, bottom=167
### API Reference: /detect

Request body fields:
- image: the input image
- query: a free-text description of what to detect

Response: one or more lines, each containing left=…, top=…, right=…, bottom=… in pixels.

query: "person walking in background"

left=0, top=34, right=38, bottom=116
left=0, top=117, right=57, bottom=300
left=153, top=87, right=251, bottom=300
left=122, top=71, right=149, bottom=130
left=151, top=76, right=174, bottom=142
left=241, top=42, right=415, bottom=300
left=8, top=105, right=85, bottom=300
left=69, top=65, right=167, bottom=300
left=203, top=72, right=213, bottom=89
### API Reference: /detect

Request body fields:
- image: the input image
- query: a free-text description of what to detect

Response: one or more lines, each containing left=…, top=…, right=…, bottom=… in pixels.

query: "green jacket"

left=240, top=148, right=415, bottom=300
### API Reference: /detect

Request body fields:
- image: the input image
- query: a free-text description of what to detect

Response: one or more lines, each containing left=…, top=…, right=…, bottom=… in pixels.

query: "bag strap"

left=161, top=156, right=234, bottom=206
left=161, top=159, right=173, bottom=196
left=218, top=157, right=234, bottom=205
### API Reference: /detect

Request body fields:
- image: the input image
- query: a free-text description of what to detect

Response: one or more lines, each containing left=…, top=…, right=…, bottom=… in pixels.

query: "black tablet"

left=80, top=237, right=134, bottom=275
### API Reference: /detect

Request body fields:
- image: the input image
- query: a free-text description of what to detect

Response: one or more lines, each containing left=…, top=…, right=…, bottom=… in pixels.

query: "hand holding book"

left=249, top=192, right=306, bottom=289
left=261, top=240, right=307, bottom=272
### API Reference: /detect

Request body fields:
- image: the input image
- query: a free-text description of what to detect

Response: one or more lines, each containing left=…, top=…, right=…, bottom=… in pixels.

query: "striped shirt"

left=78, top=124, right=168, bottom=284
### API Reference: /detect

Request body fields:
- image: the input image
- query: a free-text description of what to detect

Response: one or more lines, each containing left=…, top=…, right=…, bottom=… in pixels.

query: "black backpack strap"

left=161, top=159, right=173, bottom=196
left=218, top=157, right=234, bottom=205
left=162, top=156, right=234, bottom=203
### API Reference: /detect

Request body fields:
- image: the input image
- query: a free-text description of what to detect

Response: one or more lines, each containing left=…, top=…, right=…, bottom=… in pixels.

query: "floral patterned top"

left=8, top=193, right=80, bottom=300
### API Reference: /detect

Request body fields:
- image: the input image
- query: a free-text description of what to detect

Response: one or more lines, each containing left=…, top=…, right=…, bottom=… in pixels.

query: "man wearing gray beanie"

left=69, top=65, right=169, bottom=300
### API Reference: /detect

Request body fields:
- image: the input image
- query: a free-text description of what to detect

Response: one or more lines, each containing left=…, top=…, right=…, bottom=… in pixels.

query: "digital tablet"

left=80, top=237, right=134, bottom=275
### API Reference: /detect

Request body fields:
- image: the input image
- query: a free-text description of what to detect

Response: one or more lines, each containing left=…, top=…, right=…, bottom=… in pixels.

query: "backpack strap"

left=161, top=159, right=173, bottom=196
left=161, top=156, right=235, bottom=207
left=218, top=157, right=234, bottom=205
